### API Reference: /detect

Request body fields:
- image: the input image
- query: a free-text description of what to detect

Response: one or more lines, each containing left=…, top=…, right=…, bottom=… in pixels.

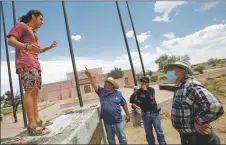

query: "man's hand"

left=85, top=67, right=91, bottom=77
left=142, top=84, right=147, bottom=90
left=125, top=114, right=130, bottom=123
left=49, top=41, right=57, bottom=49
left=27, top=44, right=41, bottom=53
left=84, top=67, right=98, bottom=91
left=194, top=122, right=212, bottom=135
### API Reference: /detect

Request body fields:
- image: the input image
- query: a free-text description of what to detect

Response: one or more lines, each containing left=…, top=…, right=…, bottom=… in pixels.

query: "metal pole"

left=0, top=1, right=1, bottom=51
left=12, top=1, right=27, bottom=127
left=62, top=1, right=83, bottom=107
left=126, top=1, right=146, bottom=76
left=116, top=1, right=137, bottom=86
left=1, top=1, right=17, bottom=122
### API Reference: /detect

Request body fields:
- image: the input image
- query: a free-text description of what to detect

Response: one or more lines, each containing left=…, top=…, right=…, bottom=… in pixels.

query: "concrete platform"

left=1, top=105, right=108, bottom=144
left=1, top=87, right=173, bottom=144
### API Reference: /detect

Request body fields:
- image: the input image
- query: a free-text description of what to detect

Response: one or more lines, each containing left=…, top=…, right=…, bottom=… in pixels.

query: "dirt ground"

left=125, top=98, right=226, bottom=144
left=125, top=72, right=226, bottom=144
left=125, top=112, right=181, bottom=144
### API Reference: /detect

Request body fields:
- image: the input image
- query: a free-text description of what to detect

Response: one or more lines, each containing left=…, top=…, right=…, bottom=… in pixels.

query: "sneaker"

left=140, top=121, right=144, bottom=128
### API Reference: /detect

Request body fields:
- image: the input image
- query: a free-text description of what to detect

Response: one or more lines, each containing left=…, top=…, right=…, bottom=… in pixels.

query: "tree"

left=155, top=54, right=191, bottom=71
left=194, top=65, right=205, bottom=74
left=108, top=67, right=124, bottom=79
left=0, top=95, right=5, bottom=105
left=147, top=70, right=153, bottom=77
left=1, top=90, right=21, bottom=107
left=180, top=54, right=190, bottom=63
left=14, top=91, right=21, bottom=101
left=155, top=54, right=180, bottom=71
left=208, top=58, right=219, bottom=67
left=150, top=76, right=158, bottom=82
left=5, top=90, right=12, bottom=102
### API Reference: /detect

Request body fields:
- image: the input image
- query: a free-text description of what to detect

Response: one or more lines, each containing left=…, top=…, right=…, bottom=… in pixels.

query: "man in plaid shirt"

left=164, top=61, right=224, bottom=145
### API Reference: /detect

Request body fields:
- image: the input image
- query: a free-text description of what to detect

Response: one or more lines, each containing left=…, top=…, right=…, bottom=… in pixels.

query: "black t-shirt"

left=130, top=93, right=141, bottom=108
left=135, top=87, right=158, bottom=112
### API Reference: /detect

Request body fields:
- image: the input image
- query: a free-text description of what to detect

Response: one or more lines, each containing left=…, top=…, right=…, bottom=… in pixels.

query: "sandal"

left=27, top=125, right=50, bottom=136
left=37, top=120, right=53, bottom=128
left=37, top=120, right=43, bottom=126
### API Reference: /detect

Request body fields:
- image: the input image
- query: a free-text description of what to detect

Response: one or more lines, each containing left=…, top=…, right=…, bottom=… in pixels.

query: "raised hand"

left=85, top=67, right=91, bottom=77
left=49, top=41, right=57, bottom=49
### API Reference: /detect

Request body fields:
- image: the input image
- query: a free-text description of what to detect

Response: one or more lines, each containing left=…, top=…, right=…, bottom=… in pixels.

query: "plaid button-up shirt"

left=171, top=77, right=224, bottom=134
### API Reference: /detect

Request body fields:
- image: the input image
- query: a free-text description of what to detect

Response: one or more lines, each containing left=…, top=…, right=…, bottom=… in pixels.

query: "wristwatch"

left=23, top=43, right=29, bottom=50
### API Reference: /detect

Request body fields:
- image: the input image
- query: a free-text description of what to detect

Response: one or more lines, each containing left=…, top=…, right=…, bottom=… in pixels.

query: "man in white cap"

left=164, top=61, right=224, bottom=145
left=85, top=67, right=130, bottom=145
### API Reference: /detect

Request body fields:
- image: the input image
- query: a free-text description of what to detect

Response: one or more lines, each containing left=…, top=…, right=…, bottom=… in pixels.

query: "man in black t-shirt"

left=130, top=86, right=143, bottom=127
left=136, top=76, right=166, bottom=145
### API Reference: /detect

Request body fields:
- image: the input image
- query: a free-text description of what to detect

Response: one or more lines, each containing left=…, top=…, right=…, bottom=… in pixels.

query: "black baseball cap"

left=139, top=76, right=150, bottom=83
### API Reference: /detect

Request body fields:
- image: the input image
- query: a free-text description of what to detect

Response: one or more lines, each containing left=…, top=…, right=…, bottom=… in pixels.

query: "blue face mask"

left=167, top=71, right=177, bottom=82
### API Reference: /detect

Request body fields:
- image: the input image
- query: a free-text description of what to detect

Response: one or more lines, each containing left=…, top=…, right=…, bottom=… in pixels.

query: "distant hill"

left=192, top=58, right=226, bottom=67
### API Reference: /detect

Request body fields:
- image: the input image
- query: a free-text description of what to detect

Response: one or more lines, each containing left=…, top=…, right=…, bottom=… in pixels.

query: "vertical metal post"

left=126, top=1, right=146, bottom=76
left=62, top=1, right=83, bottom=107
left=116, top=1, right=137, bottom=86
left=1, top=1, right=17, bottom=122
left=0, top=1, right=1, bottom=83
left=12, top=1, right=27, bottom=127
left=0, top=1, right=1, bottom=52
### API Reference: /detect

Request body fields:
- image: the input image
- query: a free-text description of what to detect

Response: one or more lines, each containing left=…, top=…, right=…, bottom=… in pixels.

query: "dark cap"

left=139, top=76, right=150, bottom=83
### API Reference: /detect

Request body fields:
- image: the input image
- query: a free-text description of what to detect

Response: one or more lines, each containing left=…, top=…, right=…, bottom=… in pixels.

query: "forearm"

left=40, top=47, right=52, bottom=53
left=123, top=104, right=130, bottom=115
left=87, top=75, right=98, bottom=92
left=131, top=103, right=140, bottom=109
left=8, top=37, right=25, bottom=50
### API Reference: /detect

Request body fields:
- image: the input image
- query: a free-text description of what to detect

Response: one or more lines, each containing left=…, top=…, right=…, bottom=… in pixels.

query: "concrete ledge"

left=60, top=105, right=105, bottom=144
left=1, top=105, right=108, bottom=144
left=1, top=96, right=173, bottom=144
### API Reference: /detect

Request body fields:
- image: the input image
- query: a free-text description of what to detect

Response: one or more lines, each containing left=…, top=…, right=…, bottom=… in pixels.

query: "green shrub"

left=151, top=76, right=158, bottom=82
left=194, top=65, right=205, bottom=74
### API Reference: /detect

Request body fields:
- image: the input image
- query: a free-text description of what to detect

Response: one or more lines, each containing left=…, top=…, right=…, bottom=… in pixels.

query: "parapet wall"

left=2, top=98, right=173, bottom=144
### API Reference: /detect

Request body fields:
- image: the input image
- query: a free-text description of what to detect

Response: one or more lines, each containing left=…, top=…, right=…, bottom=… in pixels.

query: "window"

left=84, top=85, right=91, bottom=94
left=125, top=77, right=129, bottom=86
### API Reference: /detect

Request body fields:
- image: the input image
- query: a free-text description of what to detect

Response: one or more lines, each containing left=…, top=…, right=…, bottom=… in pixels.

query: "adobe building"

left=38, top=67, right=135, bottom=102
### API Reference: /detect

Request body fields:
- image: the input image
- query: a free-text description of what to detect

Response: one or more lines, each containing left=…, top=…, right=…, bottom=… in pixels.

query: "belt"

left=143, top=111, right=158, bottom=114
left=143, top=108, right=161, bottom=114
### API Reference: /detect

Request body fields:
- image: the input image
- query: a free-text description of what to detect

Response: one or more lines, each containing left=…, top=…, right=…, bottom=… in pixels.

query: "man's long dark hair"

left=18, top=10, right=43, bottom=23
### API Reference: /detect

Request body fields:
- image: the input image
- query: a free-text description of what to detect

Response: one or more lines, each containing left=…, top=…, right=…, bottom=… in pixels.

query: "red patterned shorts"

left=16, top=67, right=42, bottom=90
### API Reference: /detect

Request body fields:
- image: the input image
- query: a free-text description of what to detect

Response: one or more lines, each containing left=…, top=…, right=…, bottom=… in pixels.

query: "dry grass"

left=1, top=101, right=56, bottom=118
left=125, top=74, right=226, bottom=144
left=65, top=92, right=98, bottom=103
left=201, top=73, right=226, bottom=143
left=201, top=74, right=226, bottom=98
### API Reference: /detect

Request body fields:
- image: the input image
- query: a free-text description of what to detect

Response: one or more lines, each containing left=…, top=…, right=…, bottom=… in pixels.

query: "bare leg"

left=138, top=112, right=142, bottom=121
left=33, top=89, right=41, bottom=123
left=24, top=88, right=37, bottom=128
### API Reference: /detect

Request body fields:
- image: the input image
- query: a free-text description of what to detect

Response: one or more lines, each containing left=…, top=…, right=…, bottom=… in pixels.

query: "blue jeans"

left=104, top=122, right=127, bottom=145
left=142, top=112, right=166, bottom=145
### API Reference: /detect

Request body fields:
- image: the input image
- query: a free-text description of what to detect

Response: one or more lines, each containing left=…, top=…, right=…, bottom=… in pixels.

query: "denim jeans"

left=104, top=122, right=127, bottom=145
left=142, top=112, right=166, bottom=145
left=180, top=130, right=221, bottom=145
